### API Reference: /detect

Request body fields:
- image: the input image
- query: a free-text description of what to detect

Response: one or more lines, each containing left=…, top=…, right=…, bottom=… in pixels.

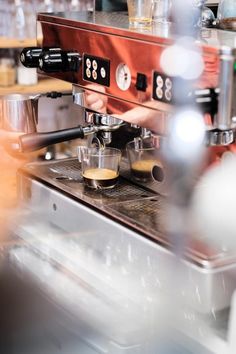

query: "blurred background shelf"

left=0, top=78, right=72, bottom=95
left=0, top=37, right=36, bottom=49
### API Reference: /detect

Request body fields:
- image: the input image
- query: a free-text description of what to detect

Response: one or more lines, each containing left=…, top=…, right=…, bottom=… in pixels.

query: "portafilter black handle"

left=19, top=126, right=85, bottom=153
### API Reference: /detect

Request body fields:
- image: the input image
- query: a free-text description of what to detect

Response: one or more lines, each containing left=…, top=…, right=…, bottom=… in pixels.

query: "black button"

left=135, top=73, right=147, bottom=92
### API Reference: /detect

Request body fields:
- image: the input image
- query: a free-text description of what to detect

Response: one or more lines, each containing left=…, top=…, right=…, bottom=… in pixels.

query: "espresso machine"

left=1, top=10, right=236, bottom=354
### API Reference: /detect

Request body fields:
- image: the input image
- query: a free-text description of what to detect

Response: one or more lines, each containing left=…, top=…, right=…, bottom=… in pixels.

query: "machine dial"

left=116, top=63, right=132, bottom=91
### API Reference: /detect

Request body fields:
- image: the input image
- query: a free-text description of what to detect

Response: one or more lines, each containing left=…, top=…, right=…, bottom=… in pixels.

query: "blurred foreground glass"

left=79, top=147, right=121, bottom=189
left=12, top=0, right=27, bottom=40
left=126, top=138, right=164, bottom=182
left=152, top=0, right=170, bottom=23
left=127, top=0, right=153, bottom=28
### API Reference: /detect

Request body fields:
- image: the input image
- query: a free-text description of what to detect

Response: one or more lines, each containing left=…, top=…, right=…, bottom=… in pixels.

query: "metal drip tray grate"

left=108, top=197, right=166, bottom=240
left=20, top=158, right=236, bottom=267
left=108, top=197, right=231, bottom=263
left=23, top=158, right=156, bottom=205
left=49, top=160, right=83, bottom=181
left=82, top=180, right=153, bottom=200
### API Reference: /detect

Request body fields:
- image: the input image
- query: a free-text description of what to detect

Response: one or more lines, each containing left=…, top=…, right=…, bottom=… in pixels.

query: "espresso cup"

left=79, top=147, right=121, bottom=190
left=126, top=138, right=164, bottom=182
left=127, top=0, right=153, bottom=28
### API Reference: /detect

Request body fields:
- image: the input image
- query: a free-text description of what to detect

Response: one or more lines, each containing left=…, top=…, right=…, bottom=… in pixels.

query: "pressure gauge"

left=116, top=63, right=132, bottom=91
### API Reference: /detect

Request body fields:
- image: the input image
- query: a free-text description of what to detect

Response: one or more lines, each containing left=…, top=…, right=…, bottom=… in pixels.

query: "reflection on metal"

left=0, top=93, right=40, bottom=133
left=72, top=86, right=86, bottom=106
left=37, top=11, right=230, bottom=116
left=36, top=11, right=236, bottom=149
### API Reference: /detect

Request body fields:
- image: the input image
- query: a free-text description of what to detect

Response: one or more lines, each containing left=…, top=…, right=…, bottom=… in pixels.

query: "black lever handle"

left=39, top=50, right=81, bottom=73
left=19, top=126, right=85, bottom=153
left=20, top=47, right=61, bottom=68
left=20, top=47, right=42, bottom=68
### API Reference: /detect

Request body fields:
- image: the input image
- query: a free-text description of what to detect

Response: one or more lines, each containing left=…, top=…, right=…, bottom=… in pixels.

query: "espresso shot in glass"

left=79, top=147, right=121, bottom=190
left=126, top=138, right=164, bottom=182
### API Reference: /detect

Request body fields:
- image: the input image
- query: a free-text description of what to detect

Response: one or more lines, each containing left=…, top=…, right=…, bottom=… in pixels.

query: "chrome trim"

left=216, top=47, right=236, bottom=131
left=206, top=129, right=234, bottom=146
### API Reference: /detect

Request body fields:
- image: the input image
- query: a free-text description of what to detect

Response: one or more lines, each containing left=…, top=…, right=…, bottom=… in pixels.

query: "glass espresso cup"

left=126, top=138, right=164, bottom=182
left=79, top=147, right=121, bottom=189
left=127, top=0, right=153, bottom=28
left=152, top=0, right=171, bottom=23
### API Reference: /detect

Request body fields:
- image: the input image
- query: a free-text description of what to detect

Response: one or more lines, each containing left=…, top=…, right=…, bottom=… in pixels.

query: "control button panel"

left=152, top=71, right=173, bottom=103
left=83, top=54, right=110, bottom=86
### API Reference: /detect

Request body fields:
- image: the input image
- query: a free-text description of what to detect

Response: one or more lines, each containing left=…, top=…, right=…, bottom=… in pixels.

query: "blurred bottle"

left=38, top=0, right=55, bottom=12
left=17, top=60, right=38, bottom=86
left=69, top=0, right=81, bottom=10
left=37, top=0, right=67, bottom=12
left=0, top=0, right=13, bottom=38
left=54, top=0, right=68, bottom=11
left=69, top=0, right=95, bottom=11
left=0, top=57, right=16, bottom=87
left=24, top=0, right=37, bottom=38
left=12, top=0, right=27, bottom=40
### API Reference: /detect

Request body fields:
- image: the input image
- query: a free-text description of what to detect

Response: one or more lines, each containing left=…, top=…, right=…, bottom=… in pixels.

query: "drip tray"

left=22, top=158, right=156, bottom=205
left=18, top=158, right=236, bottom=269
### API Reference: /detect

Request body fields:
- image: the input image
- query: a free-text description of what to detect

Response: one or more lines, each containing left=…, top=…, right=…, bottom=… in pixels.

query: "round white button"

left=92, top=70, right=97, bottom=80
left=165, top=78, right=172, bottom=90
left=86, top=58, right=91, bottom=68
left=92, top=60, right=98, bottom=70
left=156, top=75, right=164, bottom=88
left=165, top=89, right=172, bottom=101
left=86, top=68, right=91, bottom=78
left=156, top=87, right=163, bottom=99
left=100, top=67, right=106, bottom=78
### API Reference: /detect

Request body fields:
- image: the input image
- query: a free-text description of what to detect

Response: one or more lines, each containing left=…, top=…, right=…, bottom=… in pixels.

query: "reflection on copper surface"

left=37, top=12, right=234, bottom=161
left=38, top=15, right=220, bottom=115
